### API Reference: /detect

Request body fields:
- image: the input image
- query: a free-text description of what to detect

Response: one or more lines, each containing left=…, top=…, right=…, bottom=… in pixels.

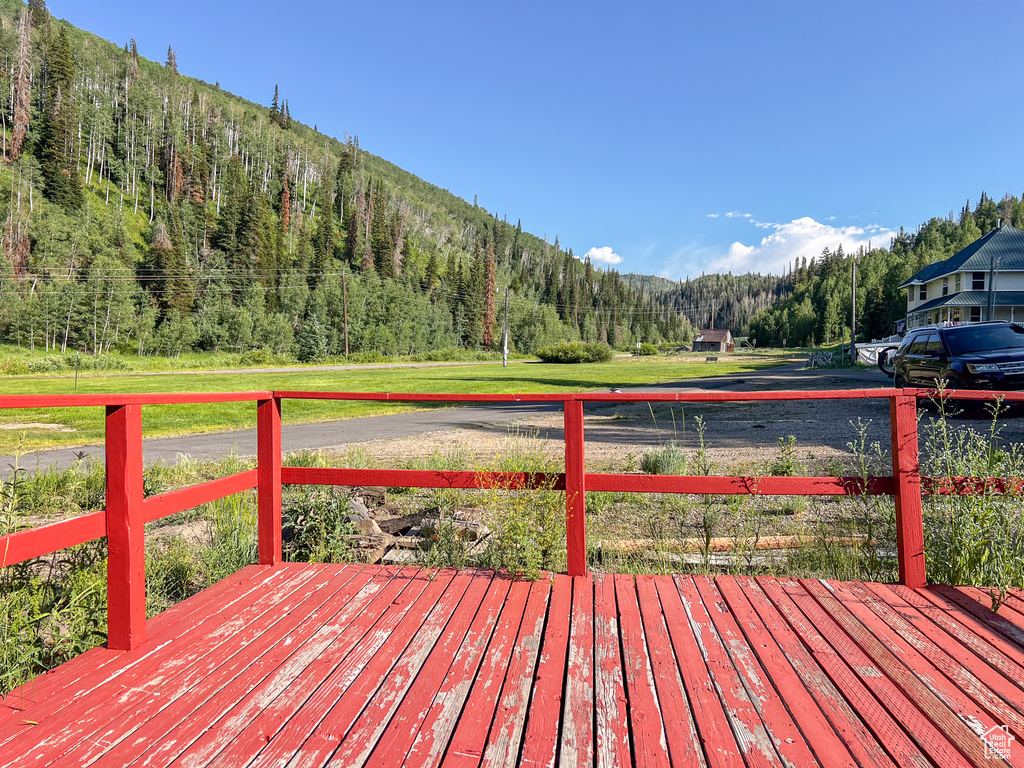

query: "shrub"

left=283, top=489, right=356, bottom=563
left=535, top=341, right=613, bottom=364
left=640, top=441, right=687, bottom=475
left=636, top=343, right=658, bottom=356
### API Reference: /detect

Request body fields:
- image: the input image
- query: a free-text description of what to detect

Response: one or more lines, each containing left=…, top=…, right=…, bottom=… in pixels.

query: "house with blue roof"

left=900, top=224, right=1024, bottom=329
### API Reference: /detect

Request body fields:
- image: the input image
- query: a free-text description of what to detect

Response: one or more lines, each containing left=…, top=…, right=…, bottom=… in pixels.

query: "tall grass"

left=920, top=393, right=1024, bottom=608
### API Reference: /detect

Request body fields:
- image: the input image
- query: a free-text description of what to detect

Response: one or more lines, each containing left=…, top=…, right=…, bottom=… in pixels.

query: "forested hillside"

left=748, top=193, right=1024, bottom=347
left=0, top=0, right=694, bottom=362
left=623, top=272, right=791, bottom=338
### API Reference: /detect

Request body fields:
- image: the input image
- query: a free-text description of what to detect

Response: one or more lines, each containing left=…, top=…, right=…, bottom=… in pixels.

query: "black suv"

left=889, top=321, right=1024, bottom=390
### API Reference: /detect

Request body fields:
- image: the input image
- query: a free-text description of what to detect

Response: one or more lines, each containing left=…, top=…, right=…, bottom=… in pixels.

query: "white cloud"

left=706, top=213, right=720, bottom=218
left=701, top=216, right=897, bottom=275
left=583, top=246, right=623, bottom=266
left=724, top=211, right=753, bottom=218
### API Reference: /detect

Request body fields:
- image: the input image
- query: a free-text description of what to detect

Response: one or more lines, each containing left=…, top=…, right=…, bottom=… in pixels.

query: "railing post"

left=258, top=397, right=282, bottom=565
left=106, top=404, right=145, bottom=650
left=564, top=399, right=587, bottom=577
left=890, top=392, right=926, bottom=588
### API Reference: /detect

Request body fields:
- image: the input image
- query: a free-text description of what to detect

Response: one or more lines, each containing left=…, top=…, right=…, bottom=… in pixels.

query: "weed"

left=474, top=431, right=566, bottom=579
left=283, top=489, right=355, bottom=564
left=921, top=390, right=1024, bottom=605
left=202, top=493, right=258, bottom=581
left=765, top=435, right=802, bottom=477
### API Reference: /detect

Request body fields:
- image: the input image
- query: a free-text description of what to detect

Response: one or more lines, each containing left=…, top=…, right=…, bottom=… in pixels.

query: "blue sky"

left=52, top=0, right=1024, bottom=280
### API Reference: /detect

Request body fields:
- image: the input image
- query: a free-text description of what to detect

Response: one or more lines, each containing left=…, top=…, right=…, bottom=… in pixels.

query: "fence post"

left=106, top=404, right=145, bottom=650
left=564, top=399, right=587, bottom=577
left=890, top=392, right=926, bottom=588
left=258, top=397, right=282, bottom=565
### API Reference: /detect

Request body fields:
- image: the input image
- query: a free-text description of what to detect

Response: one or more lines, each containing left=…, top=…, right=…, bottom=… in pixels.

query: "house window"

left=954, top=274, right=961, bottom=292
left=970, top=307, right=982, bottom=323
left=951, top=308, right=961, bottom=322
left=942, top=277, right=949, bottom=296
left=973, top=272, right=985, bottom=290
left=920, top=284, right=927, bottom=301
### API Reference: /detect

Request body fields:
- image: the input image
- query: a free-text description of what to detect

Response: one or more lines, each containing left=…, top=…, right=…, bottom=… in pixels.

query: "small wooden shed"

left=692, top=329, right=734, bottom=353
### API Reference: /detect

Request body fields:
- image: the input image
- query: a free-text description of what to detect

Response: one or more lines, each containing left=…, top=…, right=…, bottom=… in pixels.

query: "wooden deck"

left=3, top=565, right=1024, bottom=767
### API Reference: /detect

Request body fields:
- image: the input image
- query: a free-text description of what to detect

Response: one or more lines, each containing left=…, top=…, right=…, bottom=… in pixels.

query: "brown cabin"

left=692, top=329, right=734, bottom=353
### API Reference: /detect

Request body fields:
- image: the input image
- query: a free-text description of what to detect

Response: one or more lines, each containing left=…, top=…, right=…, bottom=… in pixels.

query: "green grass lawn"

left=0, top=354, right=793, bottom=454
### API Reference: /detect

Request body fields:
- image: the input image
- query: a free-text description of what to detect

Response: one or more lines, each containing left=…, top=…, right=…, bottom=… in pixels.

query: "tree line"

left=748, top=192, right=1024, bottom=347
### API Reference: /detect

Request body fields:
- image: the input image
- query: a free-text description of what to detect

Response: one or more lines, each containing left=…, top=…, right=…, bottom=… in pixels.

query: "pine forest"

left=0, top=0, right=702, bottom=364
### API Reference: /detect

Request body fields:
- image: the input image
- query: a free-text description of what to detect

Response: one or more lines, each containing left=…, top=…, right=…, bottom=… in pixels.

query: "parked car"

left=888, top=321, right=1024, bottom=390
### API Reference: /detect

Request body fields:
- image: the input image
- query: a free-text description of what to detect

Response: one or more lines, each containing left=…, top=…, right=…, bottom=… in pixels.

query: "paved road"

left=5, top=361, right=892, bottom=474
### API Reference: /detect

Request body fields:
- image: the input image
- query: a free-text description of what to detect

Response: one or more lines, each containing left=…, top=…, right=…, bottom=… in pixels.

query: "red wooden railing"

left=1, top=388, right=1022, bottom=652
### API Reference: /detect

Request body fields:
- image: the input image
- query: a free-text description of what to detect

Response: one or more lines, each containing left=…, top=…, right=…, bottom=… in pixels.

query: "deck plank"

left=654, top=575, right=742, bottom=768
left=389, top=575, right=513, bottom=768
left=694, top=577, right=821, bottom=768
left=714, top=577, right=860, bottom=767
left=12, top=564, right=1024, bottom=768
left=328, top=570, right=494, bottom=767
left=881, top=583, right=1024, bottom=693
left=812, top=579, right=1023, bottom=766
left=51, top=564, right=373, bottom=768
left=558, top=574, right=594, bottom=768
left=0, top=563, right=265, bottom=726
left=635, top=575, right=705, bottom=767
left=934, top=585, right=1024, bottom=650
left=1, top=564, right=323, bottom=763
left=197, top=567, right=421, bottom=768
left=519, top=573, right=573, bottom=768
left=478, top=577, right=551, bottom=768
left=780, top=578, right=973, bottom=767
left=248, top=568, right=462, bottom=768
left=915, top=587, right=1024, bottom=672
left=240, top=568, right=447, bottom=768
left=959, top=586, right=1024, bottom=632
left=856, top=582, right=1024, bottom=730
left=675, top=576, right=782, bottom=768
left=593, top=574, right=630, bottom=768
left=204, top=567, right=430, bottom=768
left=756, top=577, right=933, bottom=767
left=130, top=565, right=397, bottom=768
left=616, top=574, right=671, bottom=768
left=727, top=577, right=897, bottom=768
left=439, top=579, right=534, bottom=768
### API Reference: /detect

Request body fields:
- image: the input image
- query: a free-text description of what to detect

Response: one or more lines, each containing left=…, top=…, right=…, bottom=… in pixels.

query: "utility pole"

left=850, top=261, right=857, bottom=365
left=988, top=219, right=1000, bottom=322
left=342, top=270, right=350, bottom=356
left=502, top=286, right=509, bottom=368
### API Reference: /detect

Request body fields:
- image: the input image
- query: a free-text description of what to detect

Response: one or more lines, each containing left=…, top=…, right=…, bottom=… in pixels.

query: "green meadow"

left=0, top=354, right=792, bottom=454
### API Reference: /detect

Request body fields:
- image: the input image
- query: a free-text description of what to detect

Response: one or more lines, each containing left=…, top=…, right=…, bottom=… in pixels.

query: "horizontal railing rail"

left=0, top=386, right=1022, bottom=651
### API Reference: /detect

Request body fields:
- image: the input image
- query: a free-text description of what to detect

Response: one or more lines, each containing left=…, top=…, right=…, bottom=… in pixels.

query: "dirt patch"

left=307, top=393, right=1024, bottom=476
left=0, top=422, right=77, bottom=432
left=311, top=400, right=890, bottom=475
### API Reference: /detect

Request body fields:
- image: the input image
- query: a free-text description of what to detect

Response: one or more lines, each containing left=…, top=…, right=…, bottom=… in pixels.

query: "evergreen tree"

left=483, top=240, right=496, bottom=347
left=165, top=45, right=178, bottom=74
left=38, top=25, right=82, bottom=209
left=423, top=252, right=440, bottom=290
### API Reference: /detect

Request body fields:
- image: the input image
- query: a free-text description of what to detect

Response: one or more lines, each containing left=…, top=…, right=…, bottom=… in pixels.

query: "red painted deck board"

left=10, top=565, right=1024, bottom=767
